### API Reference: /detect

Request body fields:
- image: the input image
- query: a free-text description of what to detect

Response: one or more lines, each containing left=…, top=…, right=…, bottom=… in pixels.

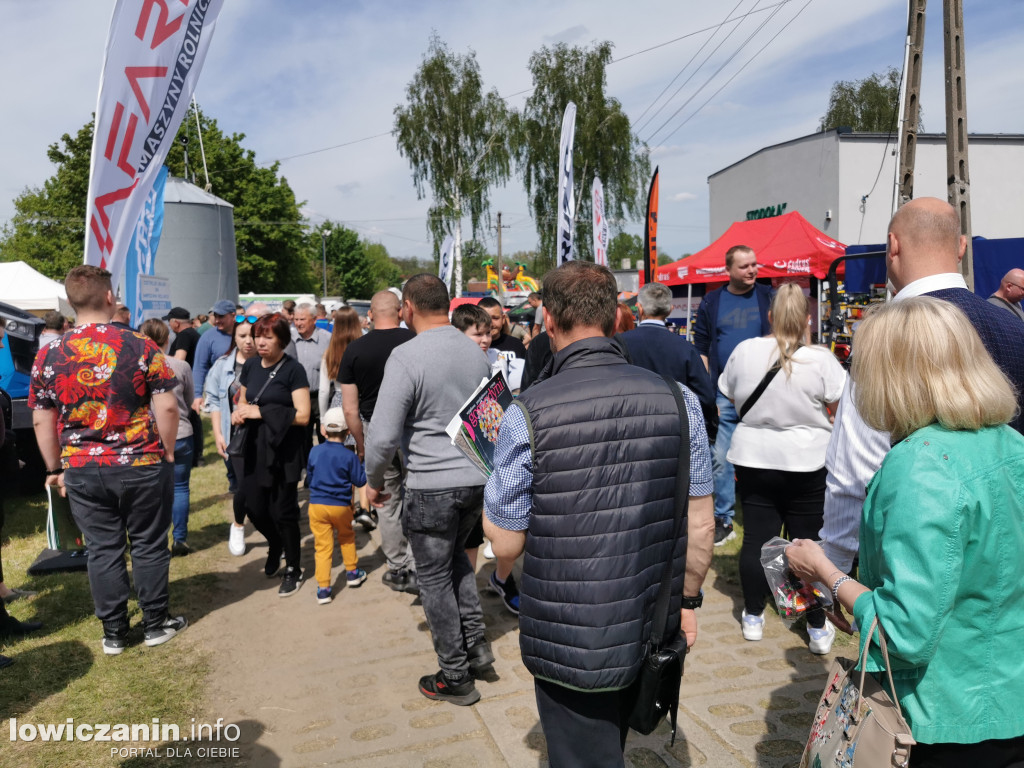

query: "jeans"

left=63, top=463, right=173, bottom=627
left=403, top=485, right=486, bottom=679
left=712, top=392, right=739, bottom=524
left=172, top=437, right=193, bottom=543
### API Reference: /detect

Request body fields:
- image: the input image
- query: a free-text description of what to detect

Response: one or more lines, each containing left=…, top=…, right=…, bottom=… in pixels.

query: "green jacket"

left=853, top=423, right=1024, bottom=745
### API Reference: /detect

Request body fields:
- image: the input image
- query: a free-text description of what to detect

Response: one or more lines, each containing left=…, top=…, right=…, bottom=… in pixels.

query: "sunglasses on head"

left=236, top=315, right=259, bottom=324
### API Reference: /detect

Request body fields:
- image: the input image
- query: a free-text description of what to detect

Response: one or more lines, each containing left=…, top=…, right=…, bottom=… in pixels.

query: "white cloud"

left=672, top=192, right=698, bottom=202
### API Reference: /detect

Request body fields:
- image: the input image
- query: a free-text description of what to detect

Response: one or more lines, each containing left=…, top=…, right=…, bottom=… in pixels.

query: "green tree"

left=1, top=109, right=312, bottom=292
left=819, top=67, right=911, bottom=133
left=394, top=34, right=512, bottom=295
left=364, top=242, right=404, bottom=293
left=607, top=232, right=643, bottom=269
left=512, top=41, right=650, bottom=263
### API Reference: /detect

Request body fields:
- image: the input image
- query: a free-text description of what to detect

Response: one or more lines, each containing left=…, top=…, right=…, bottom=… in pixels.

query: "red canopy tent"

left=650, top=211, right=846, bottom=286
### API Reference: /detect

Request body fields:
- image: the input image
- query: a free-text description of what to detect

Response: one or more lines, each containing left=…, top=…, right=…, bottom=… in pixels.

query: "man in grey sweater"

left=364, top=274, right=492, bottom=707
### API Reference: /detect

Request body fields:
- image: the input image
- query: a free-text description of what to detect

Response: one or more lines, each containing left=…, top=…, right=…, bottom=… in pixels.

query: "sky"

left=2, top=0, right=1022, bottom=266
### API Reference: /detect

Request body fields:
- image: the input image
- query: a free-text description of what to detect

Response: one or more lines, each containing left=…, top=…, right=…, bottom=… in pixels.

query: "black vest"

left=516, top=336, right=687, bottom=691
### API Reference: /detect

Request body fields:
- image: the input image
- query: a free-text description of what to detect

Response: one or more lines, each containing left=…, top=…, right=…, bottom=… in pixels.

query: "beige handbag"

left=800, top=618, right=916, bottom=768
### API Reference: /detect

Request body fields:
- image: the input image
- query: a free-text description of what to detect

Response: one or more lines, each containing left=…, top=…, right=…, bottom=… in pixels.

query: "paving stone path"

left=190, top=506, right=852, bottom=767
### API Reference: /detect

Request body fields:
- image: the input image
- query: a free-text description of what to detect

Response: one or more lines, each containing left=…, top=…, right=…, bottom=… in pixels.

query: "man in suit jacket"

left=821, top=197, right=1024, bottom=613
left=618, top=282, right=718, bottom=444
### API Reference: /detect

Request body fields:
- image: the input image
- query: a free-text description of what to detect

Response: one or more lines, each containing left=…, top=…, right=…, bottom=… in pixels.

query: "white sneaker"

left=228, top=524, right=246, bottom=557
left=482, top=541, right=495, bottom=560
left=741, top=609, right=765, bottom=641
left=808, top=618, right=836, bottom=655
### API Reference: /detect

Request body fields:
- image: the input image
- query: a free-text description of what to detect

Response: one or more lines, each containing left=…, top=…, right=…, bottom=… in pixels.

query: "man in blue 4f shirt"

left=693, top=246, right=772, bottom=545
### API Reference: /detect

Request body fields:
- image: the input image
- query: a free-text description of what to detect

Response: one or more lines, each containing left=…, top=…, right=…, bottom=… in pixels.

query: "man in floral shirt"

left=30, top=265, right=187, bottom=655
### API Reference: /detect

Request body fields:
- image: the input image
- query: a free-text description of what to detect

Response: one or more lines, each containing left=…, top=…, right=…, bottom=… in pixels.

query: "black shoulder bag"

left=226, top=359, right=285, bottom=458
left=628, top=378, right=691, bottom=744
left=738, top=361, right=781, bottom=420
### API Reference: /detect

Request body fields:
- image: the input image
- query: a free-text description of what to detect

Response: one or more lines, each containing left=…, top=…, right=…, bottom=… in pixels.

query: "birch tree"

left=394, top=34, right=511, bottom=296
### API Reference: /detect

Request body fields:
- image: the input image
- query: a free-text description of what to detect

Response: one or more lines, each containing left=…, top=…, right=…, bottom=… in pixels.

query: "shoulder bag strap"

left=650, top=377, right=692, bottom=650
left=738, top=362, right=782, bottom=421
left=248, top=358, right=285, bottom=406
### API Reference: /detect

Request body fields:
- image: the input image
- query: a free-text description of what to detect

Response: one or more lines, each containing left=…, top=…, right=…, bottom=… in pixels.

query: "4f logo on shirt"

left=718, top=307, right=761, bottom=331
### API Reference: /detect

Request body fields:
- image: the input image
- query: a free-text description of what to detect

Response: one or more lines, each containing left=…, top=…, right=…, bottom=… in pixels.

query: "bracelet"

left=831, top=575, right=852, bottom=603
left=45, top=468, right=64, bottom=476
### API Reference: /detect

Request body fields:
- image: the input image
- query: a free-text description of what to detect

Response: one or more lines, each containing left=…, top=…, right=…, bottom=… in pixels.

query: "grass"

left=1, top=418, right=237, bottom=768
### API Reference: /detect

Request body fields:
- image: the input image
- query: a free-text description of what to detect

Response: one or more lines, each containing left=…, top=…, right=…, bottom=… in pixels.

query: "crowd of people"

left=2, top=195, right=1023, bottom=766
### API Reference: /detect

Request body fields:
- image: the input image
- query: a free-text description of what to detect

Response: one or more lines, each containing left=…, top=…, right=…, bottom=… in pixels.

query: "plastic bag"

left=759, top=536, right=831, bottom=625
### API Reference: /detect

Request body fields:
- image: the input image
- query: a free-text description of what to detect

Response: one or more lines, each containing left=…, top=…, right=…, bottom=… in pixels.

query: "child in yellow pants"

left=306, top=407, right=368, bottom=604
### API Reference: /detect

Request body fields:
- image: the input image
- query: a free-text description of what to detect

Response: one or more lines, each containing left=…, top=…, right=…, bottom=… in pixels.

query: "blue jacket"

left=618, top=322, right=718, bottom=443
left=203, top=353, right=238, bottom=447
left=692, top=283, right=773, bottom=387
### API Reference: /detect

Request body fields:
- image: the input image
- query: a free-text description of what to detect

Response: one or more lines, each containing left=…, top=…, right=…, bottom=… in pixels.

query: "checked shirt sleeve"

left=484, top=403, right=533, bottom=532
left=680, top=383, right=713, bottom=496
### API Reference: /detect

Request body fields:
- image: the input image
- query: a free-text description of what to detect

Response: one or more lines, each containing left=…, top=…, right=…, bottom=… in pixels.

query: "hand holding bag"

left=226, top=359, right=284, bottom=459
left=800, top=617, right=915, bottom=768
left=627, top=378, right=691, bottom=745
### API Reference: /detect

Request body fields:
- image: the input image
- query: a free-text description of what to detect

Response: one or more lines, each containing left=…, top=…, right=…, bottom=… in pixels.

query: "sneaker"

left=741, top=609, right=765, bottom=641
left=482, top=541, right=495, bottom=560
left=316, top=587, right=333, bottom=605
left=143, top=616, right=188, bottom=647
left=466, top=638, right=495, bottom=676
left=265, top=549, right=283, bottom=577
left=418, top=670, right=481, bottom=706
left=2, top=588, right=37, bottom=604
left=347, top=568, right=367, bottom=587
left=488, top=571, right=520, bottom=616
left=102, top=635, right=128, bottom=655
left=354, top=507, right=377, bottom=531
left=714, top=520, right=737, bottom=547
left=382, top=568, right=420, bottom=595
left=171, top=540, right=191, bottom=557
left=228, top=524, right=246, bottom=557
left=278, top=568, right=304, bottom=597
left=808, top=618, right=837, bottom=655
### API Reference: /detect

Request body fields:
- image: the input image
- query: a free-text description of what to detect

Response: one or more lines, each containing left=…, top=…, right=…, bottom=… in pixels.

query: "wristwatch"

left=680, top=590, right=703, bottom=610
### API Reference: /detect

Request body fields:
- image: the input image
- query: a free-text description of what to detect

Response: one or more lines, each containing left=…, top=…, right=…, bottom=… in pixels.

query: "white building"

left=708, top=129, right=1024, bottom=246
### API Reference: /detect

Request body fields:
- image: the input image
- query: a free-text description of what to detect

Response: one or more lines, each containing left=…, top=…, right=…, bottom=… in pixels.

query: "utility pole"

left=896, top=0, right=927, bottom=209
left=495, top=212, right=510, bottom=305
left=943, top=0, right=974, bottom=289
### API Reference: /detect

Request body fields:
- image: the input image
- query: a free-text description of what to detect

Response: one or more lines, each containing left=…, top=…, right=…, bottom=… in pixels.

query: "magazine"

left=445, top=370, right=515, bottom=478
left=46, top=484, right=85, bottom=551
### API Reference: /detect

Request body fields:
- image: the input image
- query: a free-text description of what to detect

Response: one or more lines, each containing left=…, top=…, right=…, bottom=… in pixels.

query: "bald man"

left=338, top=290, right=418, bottom=592
left=987, top=269, right=1024, bottom=322
left=820, top=197, right=1024, bottom=611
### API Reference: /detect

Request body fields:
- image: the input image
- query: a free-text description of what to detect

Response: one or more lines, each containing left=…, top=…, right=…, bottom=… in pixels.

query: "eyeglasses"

left=235, top=315, right=259, bottom=324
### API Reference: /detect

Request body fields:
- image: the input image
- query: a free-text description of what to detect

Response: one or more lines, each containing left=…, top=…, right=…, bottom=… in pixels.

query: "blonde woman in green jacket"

left=787, top=297, right=1024, bottom=767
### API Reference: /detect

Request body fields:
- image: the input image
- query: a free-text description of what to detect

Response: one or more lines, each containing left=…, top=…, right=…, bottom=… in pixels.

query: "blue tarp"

left=842, top=244, right=887, bottom=294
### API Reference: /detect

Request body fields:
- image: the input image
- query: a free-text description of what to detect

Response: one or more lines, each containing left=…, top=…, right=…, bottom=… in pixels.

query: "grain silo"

left=157, top=176, right=238, bottom=314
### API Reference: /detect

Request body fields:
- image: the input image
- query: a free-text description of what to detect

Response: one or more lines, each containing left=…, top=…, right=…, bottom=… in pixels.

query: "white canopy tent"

left=0, top=261, right=74, bottom=318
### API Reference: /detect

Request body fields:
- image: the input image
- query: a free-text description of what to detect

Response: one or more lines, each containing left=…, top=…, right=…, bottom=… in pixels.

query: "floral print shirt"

left=29, top=324, right=178, bottom=468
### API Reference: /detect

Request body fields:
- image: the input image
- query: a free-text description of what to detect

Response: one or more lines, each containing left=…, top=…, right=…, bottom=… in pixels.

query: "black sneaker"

left=714, top=520, right=736, bottom=547
left=143, top=616, right=187, bottom=648
left=171, top=540, right=192, bottom=557
left=382, top=569, right=420, bottom=595
left=403, top=570, right=420, bottom=596
left=278, top=568, right=304, bottom=597
left=418, top=670, right=481, bottom=706
left=265, top=548, right=283, bottom=577
left=488, top=571, right=520, bottom=615
left=354, top=506, right=377, bottom=531
left=102, top=635, right=128, bottom=655
left=0, top=616, right=43, bottom=641
left=466, top=638, right=495, bottom=676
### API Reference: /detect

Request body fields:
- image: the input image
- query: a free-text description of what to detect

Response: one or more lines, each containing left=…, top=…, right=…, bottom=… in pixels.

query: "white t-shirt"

left=718, top=337, right=846, bottom=472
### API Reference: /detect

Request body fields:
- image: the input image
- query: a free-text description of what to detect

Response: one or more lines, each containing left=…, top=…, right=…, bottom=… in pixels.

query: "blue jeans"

left=402, top=485, right=486, bottom=679
left=172, top=437, right=193, bottom=543
left=712, top=393, right=738, bottom=524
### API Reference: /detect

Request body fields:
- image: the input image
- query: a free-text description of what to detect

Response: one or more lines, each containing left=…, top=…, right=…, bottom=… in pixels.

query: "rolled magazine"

left=445, top=370, right=514, bottom=478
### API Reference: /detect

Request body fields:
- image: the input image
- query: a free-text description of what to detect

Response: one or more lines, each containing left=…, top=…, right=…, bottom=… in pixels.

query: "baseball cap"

left=164, top=307, right=190, bottom=321
left=212, top=299, right=236, bottom=316
left=322, top=407, right=348, bottom=432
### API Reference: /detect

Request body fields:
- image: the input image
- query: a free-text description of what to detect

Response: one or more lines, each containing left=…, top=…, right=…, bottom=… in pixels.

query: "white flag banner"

left=438, top=234, right=454, bottom=293
left=556, top=101, right=577, bottom=266
left=84, top=0, right=225, bottom=288
left=592, top=176, right=609, bottom=267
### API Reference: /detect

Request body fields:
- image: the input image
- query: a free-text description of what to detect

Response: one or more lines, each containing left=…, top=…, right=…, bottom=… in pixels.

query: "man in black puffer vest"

left=484, top=261, right=715, bottom=767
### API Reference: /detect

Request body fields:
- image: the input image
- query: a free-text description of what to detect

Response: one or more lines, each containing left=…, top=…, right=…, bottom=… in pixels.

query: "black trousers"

left=63, top=463, right=173, bottom=627
left=188, top=410, right=203, bottom=467
left=912, top=734, right=1024, bottom=767
left=232, top=457, right=301, bottom=571
left=534, top=678, right=637, bottom=768
left=736, top=465, right=827, bottom=627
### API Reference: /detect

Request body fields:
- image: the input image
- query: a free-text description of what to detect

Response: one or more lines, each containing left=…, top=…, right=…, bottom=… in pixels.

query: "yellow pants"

left=308, top=503, right=358, bottom=588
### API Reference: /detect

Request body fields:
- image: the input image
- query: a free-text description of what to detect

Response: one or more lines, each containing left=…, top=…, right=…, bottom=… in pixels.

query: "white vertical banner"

left=84, top=0, right=225, bottom=289
left=592, top=176, right=609, bottom=267
left=556, top=101, right=577, bottom=267
left=438, top=234, right=455, bottom=294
